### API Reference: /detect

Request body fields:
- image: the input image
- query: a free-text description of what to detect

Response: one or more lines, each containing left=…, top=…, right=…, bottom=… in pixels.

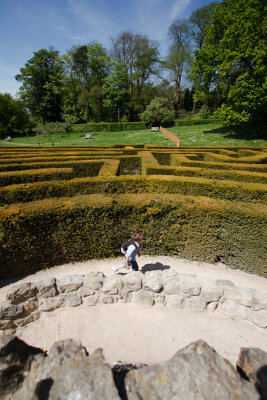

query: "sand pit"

left=1, top=256, right=266, bottom=366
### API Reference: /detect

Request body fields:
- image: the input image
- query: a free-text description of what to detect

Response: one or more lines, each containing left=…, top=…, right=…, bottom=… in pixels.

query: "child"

left=112, top=233, right=143, bottom=273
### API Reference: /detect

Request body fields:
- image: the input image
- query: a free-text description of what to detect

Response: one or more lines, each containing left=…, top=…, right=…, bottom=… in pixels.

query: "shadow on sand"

left=141, top=262, right=170, bottom=273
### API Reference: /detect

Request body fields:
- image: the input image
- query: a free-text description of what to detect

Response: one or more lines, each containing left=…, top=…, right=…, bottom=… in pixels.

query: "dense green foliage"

left=190, top=0, right=267, bottom=124
left=141, top=98, right=175, bottom=126
left=0, top=93, right=33, bottom=138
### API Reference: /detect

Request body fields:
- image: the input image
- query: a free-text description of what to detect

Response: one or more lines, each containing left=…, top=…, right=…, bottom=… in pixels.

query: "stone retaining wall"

left=0, top=270, right=266, bottom=334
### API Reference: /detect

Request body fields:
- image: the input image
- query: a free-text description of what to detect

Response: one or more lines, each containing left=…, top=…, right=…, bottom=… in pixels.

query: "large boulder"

left=125, top=340, right=257, bottom=400
left=56, top=275, right=84, bottom=293
left=6, top=283, right=37, bottom=304
left=237, top=347, right=267, bottom=383
left=0, top=335, right=44, bottom=399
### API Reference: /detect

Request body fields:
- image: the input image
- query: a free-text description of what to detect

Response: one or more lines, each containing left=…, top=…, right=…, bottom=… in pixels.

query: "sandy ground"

left=1, top=256, right=267, bottom=366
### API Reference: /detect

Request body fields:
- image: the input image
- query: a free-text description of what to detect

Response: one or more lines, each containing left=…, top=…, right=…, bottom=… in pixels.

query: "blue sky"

left=0, top=0, right=216, bottom=96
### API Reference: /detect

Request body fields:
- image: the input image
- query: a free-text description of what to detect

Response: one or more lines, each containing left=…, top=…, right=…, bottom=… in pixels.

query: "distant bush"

left=81, top=121, right=147, bottom=132
left=141, top=98, right=175, bottom=126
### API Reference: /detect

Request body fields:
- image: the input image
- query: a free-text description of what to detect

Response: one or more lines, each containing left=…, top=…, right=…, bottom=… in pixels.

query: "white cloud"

left=170, top=0, right=191, bottom=20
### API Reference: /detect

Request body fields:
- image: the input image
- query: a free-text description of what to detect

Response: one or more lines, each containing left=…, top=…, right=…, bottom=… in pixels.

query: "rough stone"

left=217, top=299, right=247, bottom=319
left=14, top=311, right=40, bottom=328
left=162, top=269, right=177, bottom=279
left=237, top=347, right=267, bottom=383
left=132, top=290, right=154, bottom=307
left=35, top=278, right=58, bottom=298
left=207, top=302, right=218, bottom=312
left=78, top=287, right=95, bottom=297
left=83, top=274, right=104, bottom=290
left=179, top=275, right=201, bottom=296
left=201, top=286, right=223, bottom=303
left=253, top=291, right=267, bottom=311
left=102, top=275, right=123, bottom=295
left=0, top=320, right=15, bottom=330
left=6, top=283, right=37, bottom=304
left=163, top=278, right=180, bottom=295
left=249, top=309, right=267, bottom=328
left=153, top=293, right=165, bottom=304
left=101, top=295, right=114, bottom=304
left=227, top=287, right=254, bottom=307
left=64, top=292, right=82, bottom=307
left=0, top=335, right=44, bottom=398
left=142, top=271, right=163, bottom=293
left=166, top=294, right=184, bottom=309
left=122, top=272, right=142, bottom=293
left=47, top=355, right=120, bottom=400
left=85, top=295, right=98, bottom=306
left=56, top=275, right=84, bottom=293
left=125, top=339, right=257, bottom=400
left=24, top=299, right=37, bottom=314
left=38, top=296, right=65, bottom=312
left=0, top=302, right=24, bottom=320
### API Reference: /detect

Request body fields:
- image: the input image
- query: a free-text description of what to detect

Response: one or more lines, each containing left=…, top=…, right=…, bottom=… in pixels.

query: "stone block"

left=248, top=309, right=267, bottom=328
left=253, top=291, right=267, bottom=311
left=102, top=276, right=123, bottom=295
left=14, top=311, right=40, bottom=327
left=78, top=287, right=95, bottom=297
left=217, top=299, right=247, bottom=319
left=201, top=287, right=223, bottom=303
left=0, top=302, right=24, bottom=320
left=24, top=299, right=37, bottom=314
left=56, top=275, right=84, bottom=293
left=122, top=272, right=142, bottom=293
left=83, top=273, right=104, bottom=290
left=207, top=302, right=218, bottom=312
left=162, top=269, right=177, bottom=279
left=65, top=292, right=82, bottom=307
left=85, top=295, right=98, bottom=306
left=142, top=271, right=163, bottom=293
left=179, top=275, right=201, bottom=296
left=38, top=296, right=65, bottom=312
left=0, top=320, right=15, bottom=330
left=153, top=293, right=165, bottom=304
left=166, top=294, right=184, bottom=309
left=216, top=279, right=235, bottom=287
left=35, top=277, right=58, bottom=298
left=6, top=283, right=37, bottom=304
left=101, top=295, right=114, bottom=304
left=163, top=278, right=180, bottom=295
left=132, top=290, right=154, bottom=307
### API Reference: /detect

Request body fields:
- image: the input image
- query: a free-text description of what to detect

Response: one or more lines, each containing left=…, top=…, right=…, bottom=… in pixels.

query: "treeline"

left=1, top=0, right=266, bottom=137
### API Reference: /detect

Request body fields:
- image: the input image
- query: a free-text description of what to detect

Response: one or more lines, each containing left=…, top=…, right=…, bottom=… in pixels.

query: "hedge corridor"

left=0, top=145, right=266, bottom=278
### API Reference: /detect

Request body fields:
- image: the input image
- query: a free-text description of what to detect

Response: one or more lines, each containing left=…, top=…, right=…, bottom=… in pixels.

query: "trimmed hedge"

left=0, top=193, right=266, bottom=278
left=203, top=152, right=267, bottom=164
left=145, top=165, right=267, bottom=184
left=171, top=154, right=267, bottom=172
left=0, top=168, right=73, bottom=186
left=0, top=174, right=266, bottom=205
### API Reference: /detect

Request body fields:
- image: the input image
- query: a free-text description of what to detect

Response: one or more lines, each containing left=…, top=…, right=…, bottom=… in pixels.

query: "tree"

left=165, top=20, right=192, bottom=117
left=141, top=97, right=175, bottom=126
left=190, top=0, right=267, bottom=124
left=16, top=48, right=64, bottom=122
left=111, top=31, right=160, bottom=120
left=190, top=2, right=218, bottom=50
left=0, top=93, right=33, bottom=138
left=103, top=61, right=129, bottom=121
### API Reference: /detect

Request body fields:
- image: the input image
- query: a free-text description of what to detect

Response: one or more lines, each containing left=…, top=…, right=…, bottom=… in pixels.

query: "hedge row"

left=1, top=193, right=266, bottom=278
left=171, top=154, right=267, bottom=172
left=0, top=175, right=266, bottom=205
left=145, top=165, right=267, bottom=184
left=0, top=168, right=74, bottom=187
left=203, top=152, right=267, bottom=164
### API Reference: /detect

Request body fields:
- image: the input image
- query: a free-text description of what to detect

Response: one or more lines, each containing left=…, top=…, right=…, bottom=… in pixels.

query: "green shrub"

left=0, top=193, right=266, bottom=278
left=174, top=119, right=220, bottom=126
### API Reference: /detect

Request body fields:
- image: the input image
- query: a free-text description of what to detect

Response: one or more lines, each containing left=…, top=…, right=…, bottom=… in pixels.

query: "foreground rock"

left=1, top=336, right=266, bottom=400
left=125, top=340, right=257, bottom=400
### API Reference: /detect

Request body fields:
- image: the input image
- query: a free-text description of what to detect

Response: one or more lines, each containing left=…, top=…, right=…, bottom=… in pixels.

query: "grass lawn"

left=1, top=123, right=266, bottom=147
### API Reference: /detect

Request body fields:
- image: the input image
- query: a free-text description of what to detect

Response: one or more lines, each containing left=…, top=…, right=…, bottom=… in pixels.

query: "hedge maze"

left=0, top=145, right=266, bottom=278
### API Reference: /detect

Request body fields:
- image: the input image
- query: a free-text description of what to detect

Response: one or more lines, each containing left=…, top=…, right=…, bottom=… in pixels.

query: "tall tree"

left=0, top=93, right=32, bottom=137
left=111, top=31, right=159, bottom=120
left=16, top=48, right=64, bottom=122
left=166, top=19, right=192, bottom=117
left=190, top=0, right=267, bottom=124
